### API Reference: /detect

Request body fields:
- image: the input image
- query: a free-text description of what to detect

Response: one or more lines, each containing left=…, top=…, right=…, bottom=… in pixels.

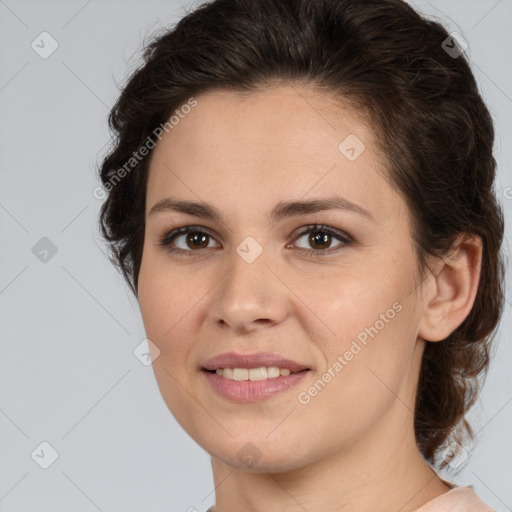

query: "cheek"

left=138, top=262, right=201, bottom=429
left=138, top=255, right=191, bottom=344
left=304, top=261, right=417, bottom=400
left=303, top=263, right=406, bottom=349
left=297, top=308, right=416, bottom=448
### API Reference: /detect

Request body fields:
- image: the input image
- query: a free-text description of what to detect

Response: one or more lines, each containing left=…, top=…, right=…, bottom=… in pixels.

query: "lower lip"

left=202, top=370, right=310, bottom=402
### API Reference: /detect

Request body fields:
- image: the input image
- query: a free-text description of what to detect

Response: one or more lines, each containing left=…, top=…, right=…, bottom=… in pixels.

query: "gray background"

left=0, top=0, right=511, bottom=510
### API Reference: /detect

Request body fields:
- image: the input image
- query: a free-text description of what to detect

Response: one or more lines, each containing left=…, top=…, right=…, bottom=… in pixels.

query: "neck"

left=209, top=405, right=450, bottom=512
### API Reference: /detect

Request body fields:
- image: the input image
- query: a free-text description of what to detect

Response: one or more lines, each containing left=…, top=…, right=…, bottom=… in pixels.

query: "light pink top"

left=414, top=478, right=495, bottom=511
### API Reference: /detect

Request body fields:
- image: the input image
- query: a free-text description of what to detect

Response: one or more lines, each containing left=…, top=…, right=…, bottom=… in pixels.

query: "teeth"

left=267, top=366, right=280, bottom=378
left=233, top=368, right=249, bottom=380
left=213, top=366, right=297, bottom=380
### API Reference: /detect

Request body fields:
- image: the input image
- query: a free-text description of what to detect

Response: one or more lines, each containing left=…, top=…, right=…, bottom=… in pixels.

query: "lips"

left=202, top=351, right=310, bottom=373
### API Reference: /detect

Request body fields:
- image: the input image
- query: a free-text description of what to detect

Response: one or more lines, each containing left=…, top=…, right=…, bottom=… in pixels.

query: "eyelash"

left=157, top=224, right=354, bottom=258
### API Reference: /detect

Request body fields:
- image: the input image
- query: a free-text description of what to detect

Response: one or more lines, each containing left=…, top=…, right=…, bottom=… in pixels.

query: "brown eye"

left=183, top=232, right=210, bottom=250
left=307, top=231, right=332, bottom=250
left=292, top=225, right=353, bottom=255
left=158, top=226, right=220, bottom=255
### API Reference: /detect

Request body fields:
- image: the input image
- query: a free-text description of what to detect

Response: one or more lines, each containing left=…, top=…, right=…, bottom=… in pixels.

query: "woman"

left=97, top=0, right=505, bottom=510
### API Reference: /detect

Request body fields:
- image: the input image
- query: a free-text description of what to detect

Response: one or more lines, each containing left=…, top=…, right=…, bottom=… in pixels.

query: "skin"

left=137, top=84, right=483, bottom=512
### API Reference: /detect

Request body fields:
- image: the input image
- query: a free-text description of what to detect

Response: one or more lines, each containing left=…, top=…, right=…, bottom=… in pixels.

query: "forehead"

left=146, top=84, right=401, bottom=225
left=153, top=84, right=373, bottom=160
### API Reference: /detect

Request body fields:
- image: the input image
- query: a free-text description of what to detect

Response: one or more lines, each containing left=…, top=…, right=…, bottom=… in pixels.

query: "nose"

left=207, top=246, right=289, bottom=334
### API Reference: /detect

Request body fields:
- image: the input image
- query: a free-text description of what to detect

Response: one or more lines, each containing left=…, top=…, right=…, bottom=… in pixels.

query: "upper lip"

left=202, top=352, right=310, bottom=373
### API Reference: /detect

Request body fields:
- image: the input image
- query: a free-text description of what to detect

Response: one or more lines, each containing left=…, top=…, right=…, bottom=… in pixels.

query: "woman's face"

left=138, top=84, right=429, bottom=472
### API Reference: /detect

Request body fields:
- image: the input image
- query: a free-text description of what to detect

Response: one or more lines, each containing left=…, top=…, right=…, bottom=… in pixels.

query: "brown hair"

left=97, top=0, right=506, bottom=469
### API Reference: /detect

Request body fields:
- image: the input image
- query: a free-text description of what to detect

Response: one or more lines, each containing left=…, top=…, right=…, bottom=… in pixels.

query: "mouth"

left=201, top=352, right=311, bottom=402
left=202, top=351, right=310, bottom=376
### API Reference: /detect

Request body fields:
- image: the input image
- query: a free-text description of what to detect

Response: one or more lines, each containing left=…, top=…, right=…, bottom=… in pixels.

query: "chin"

left=205, top=435, right=314, bottom=474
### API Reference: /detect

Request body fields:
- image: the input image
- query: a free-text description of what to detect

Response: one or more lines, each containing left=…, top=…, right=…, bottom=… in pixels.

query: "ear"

left=417, top=234, right=483, bottom=343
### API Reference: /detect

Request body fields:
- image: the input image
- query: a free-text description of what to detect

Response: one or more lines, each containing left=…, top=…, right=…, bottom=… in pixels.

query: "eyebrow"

left=148, top=196, right=375, bottom=224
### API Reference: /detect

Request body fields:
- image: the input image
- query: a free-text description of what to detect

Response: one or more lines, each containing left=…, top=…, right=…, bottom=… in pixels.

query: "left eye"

left=158, top=224, right=353, bottom=257
left=292, top=226, right=353, bottom=254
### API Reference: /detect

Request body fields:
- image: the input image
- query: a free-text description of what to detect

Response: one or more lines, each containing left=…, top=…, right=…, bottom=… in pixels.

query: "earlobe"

left=417, top=234, right=483, bottom=343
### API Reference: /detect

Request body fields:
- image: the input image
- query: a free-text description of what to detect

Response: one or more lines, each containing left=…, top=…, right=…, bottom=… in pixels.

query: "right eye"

left=158, top=226, right=220, bottom=256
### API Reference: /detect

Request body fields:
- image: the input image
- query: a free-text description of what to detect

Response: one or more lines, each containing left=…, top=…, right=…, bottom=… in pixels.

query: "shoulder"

left=414, top=485, right=495, bottom=512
